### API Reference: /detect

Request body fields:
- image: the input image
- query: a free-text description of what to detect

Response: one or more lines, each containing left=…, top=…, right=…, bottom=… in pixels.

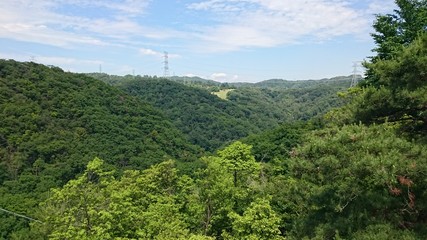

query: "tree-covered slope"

left=118, top=77, right=261, bottom=151
left=227, top=77, right=350, bottom=128
left=0, top=60, right=200, bottom=238
left=253, top=76, right=352, bottom=89
left=89, top=74, right=350, bottom=151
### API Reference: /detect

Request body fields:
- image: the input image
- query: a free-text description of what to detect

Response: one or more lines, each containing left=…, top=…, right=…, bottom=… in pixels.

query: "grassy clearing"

left=212, top=89, right=235, bottom=100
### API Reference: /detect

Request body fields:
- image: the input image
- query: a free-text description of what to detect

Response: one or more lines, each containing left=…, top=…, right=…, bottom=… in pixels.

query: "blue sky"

left=0, top=0, right=396, bottom=82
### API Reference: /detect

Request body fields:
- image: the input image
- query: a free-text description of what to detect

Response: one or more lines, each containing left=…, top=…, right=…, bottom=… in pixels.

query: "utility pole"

left=163, top=51, right=169, bottom=78
left=350, top=62, right=362, bottom=87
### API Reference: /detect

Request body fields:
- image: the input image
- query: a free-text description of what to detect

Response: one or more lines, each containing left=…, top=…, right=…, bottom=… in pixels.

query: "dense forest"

left=1, top=0, right=426, bottom=239
left=0, top=61, right=203, bottom=238
left=87, top=73, right=349, bottom=151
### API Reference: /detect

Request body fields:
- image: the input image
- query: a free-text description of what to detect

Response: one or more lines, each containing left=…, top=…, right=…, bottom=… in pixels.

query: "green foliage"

left=114, top=77, right=262, bottom=151
left=217, top=141, right=260, bottom=188
left=32, top=158, right=115, bottom=239
left=350, top=223, right=417, bottom=240
left=0, top=60, right=200, bottom=238
left=33, top=158, right=209, bottom=239
left=356, top=34, right=427, bottom=129
left=369, top=0, right=427, bottom=63
left=2, top=3, right=427, bottom=239
left=243, top=121, right=308, bottom=162
left=196, top=142, right=267, bottom=238
left=356, top=0, right=427, bottom=131
left=90, top=74, right=349, bottom=151
left=224, top=198, right=284, bottom=240
left=227, top=77, right=349, bottom=128
left=287, top=124, right=427, bottom=239
left=253, top=76, right=351, bottom=89
left=364, top=0, right=426, bottom=87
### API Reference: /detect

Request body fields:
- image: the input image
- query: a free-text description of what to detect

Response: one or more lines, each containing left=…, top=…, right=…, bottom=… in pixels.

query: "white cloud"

left=188, top=0, right=378, bottom=52
left=0, top=23, right=107, bottom=47
left=99, top=0, right=151, bottom=15
left=211, top=72, right=227, bottom=79
left=0, top=0, right=399, bottom=57
left=54, top=0, right=151, bottom=16
left=0, top=0, right=173, bottom=48
left=210, top=72, right=239, bottom=82
left=188, top=0, right=255, bottom=12
left=140, top=48, right=162, bottom=56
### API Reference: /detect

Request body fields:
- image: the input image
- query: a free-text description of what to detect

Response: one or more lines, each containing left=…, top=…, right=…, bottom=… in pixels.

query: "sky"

left=0, top=0, right=397, bottom=82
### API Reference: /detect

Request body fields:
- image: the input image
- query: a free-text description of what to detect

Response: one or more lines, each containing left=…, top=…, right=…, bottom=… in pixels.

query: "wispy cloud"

left=0, top=23, right=107, bottom=47
left=0, top=0, right=393, bottom=52
left=0, top=0, right=397, bottom=68
left=187, top=0, right=394, bottom=52
left=0, top=0, right=170, bottom=48
left=67, top=0, right=151, bottom=16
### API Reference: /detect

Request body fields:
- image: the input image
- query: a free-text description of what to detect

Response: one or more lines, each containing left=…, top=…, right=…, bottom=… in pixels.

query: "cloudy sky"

left=0, top=0, right=396, bottom=82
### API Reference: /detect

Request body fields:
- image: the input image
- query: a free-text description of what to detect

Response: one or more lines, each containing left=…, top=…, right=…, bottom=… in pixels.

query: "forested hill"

left=88, top=74, right=351, bottom=151
left=227, top=76, right=350, bottom=125
left=0, top=59, right=201, bottom=237
left=117, top=77, right=261, bottom=151
left=0, top=59, right=202, bottom=169
left=253, top=75, right=352, bottom=89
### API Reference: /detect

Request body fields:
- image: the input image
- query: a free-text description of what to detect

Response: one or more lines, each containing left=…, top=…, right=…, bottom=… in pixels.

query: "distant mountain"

left=169, top=76, right=221, bottom=87
left=227, top=76, right=352, bottom=124
left=165, top=75, right=353, bottom=90
left=87, top=73, right=353, bottom=90
left=253, top=76, right=353, bottom=89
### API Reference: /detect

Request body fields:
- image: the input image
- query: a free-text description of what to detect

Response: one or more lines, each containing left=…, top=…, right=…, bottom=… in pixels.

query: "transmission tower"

left=163, top=51, right=169, bottom=78
left=350, top=62, right=362, bottom=87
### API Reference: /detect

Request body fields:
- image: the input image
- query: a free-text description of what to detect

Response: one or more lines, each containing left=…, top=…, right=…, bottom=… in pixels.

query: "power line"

left=0, top=207, right=43, bottom=223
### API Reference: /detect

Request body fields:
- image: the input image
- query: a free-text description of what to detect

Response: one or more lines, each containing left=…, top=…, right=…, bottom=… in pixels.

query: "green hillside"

left=228, top=77, right=350, bottom=125
left=88, top=74, right=350, bottom=151
left=253, top=76, right=352, bottom=89
left=118, top=77, right=261, bottom=151
left=0, top=60, right=200, bottom=238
